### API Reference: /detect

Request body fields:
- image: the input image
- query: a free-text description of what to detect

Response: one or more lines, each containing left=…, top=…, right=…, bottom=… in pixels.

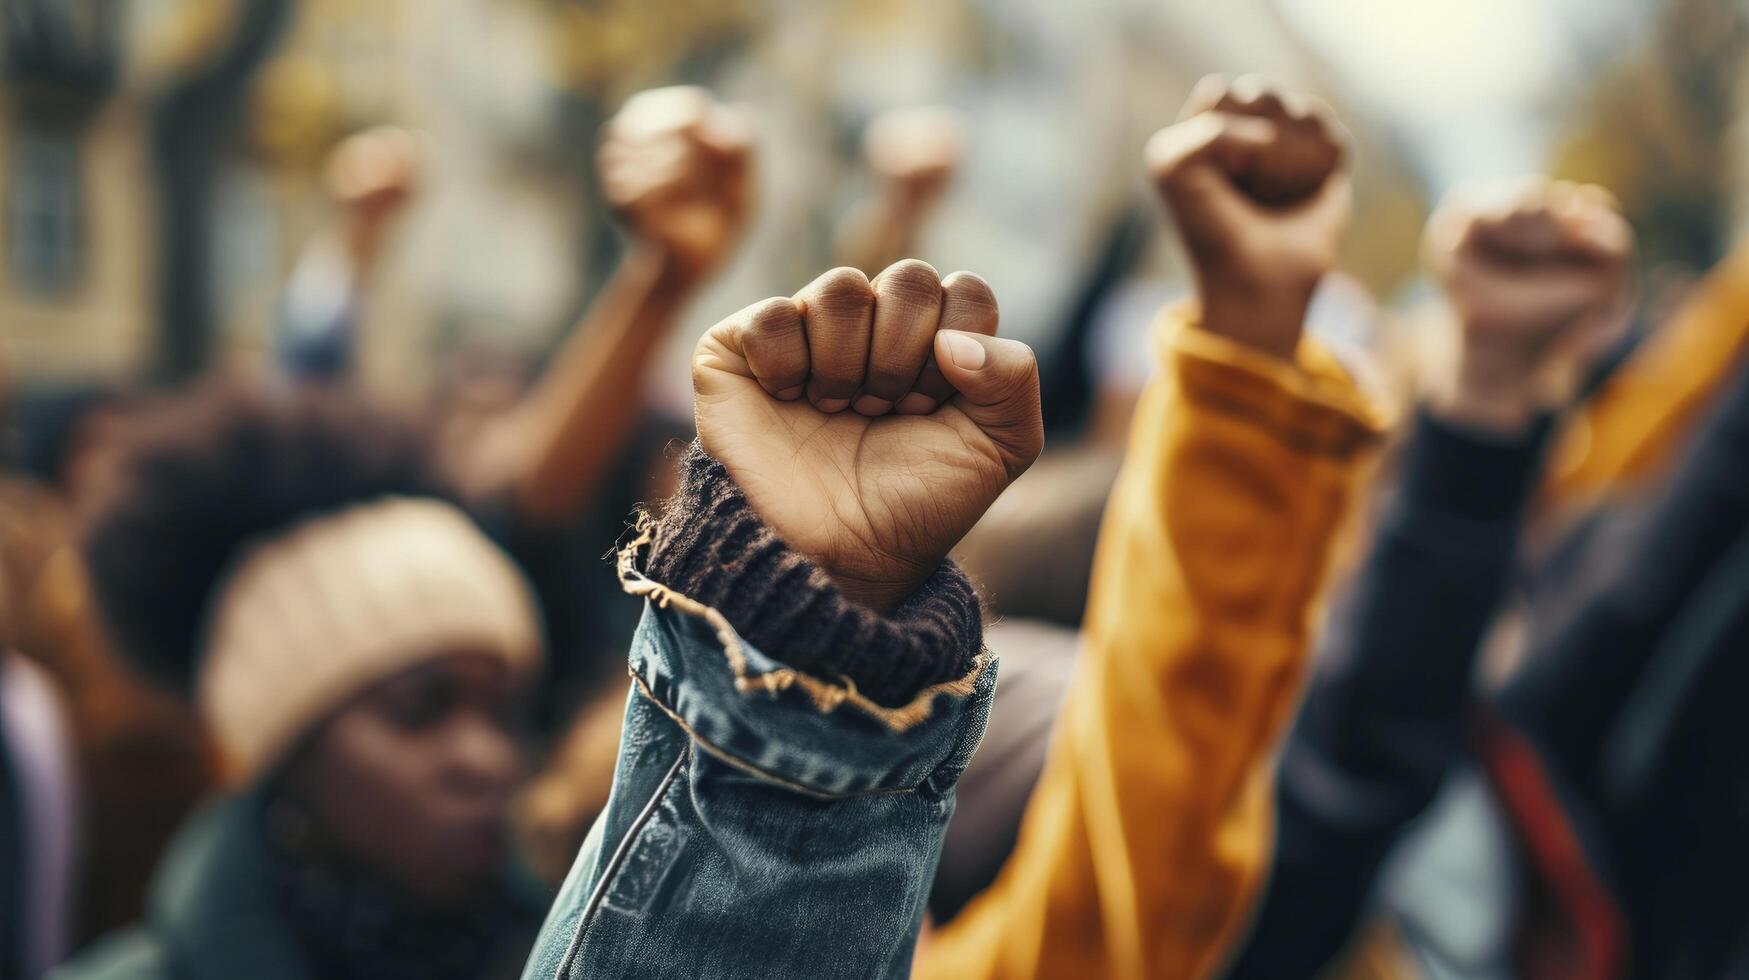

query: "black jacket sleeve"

left=1222, top=411, right=1551, bottom=978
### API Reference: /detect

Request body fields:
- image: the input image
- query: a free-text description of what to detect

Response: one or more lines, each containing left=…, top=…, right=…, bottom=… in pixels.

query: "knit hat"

left=198, top=497, right=541, bottom=783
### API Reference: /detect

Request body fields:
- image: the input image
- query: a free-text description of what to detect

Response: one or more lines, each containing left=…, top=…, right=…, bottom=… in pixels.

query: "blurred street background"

left=6, top=0, right=1738, bottom=401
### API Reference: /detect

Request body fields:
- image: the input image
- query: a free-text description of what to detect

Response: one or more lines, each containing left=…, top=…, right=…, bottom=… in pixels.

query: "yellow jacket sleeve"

left=1541, top=244, right=1749, bottom=511
left=918, top=310, right=1386, bottom=980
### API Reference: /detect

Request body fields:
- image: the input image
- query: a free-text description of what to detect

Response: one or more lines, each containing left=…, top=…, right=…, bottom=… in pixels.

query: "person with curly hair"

left=56, top=386, right=548, bottom=980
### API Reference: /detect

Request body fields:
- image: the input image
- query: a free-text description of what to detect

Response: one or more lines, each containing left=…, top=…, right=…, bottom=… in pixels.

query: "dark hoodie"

left=1226, top=351, right=1749, bottom=979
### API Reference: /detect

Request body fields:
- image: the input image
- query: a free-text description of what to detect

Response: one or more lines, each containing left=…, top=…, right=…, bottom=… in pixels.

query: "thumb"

left=935, top=330, right=1043, bottom=478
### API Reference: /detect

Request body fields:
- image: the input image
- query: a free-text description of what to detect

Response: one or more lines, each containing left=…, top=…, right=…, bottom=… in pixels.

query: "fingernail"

left=774, top=385, right=804, bottom=400
left=816, top=397, right=850, bottom=413
left=852, top=395, right=893, bottom=416
left=940, top=330, right=986, bottom=371
left=895, top=392, right=937, bottom=414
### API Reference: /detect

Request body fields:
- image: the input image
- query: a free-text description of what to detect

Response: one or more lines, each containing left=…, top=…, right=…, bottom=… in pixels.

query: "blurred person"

left=519, top=250, right=1045, bottom=978
left=267, top=86, right=751, bottom=724
left=56, top=387, right=547, bottom=980
left=926, top=615, right=1079, bottom=925
left=0, top=361, right=78, bottom=979
left=1, top=569, right=80, bottom=978
left=1221, top=178, right=1636, bottom=979
left=275, top=126, right=423, bottom=384
left=916, top=75, right=1388, bottom=980
left=1230, top=175, right=1749, bottom=979
left=457, top=86, right=753, bottom=872
left=1538, top=243, right=1749, bottom=517
left=455, top=85, right=752, bottom=528
left=1479, top=350, right=1749, bottom=978
left=513, top=74, right=1386, bottom=979
left=0, top=386, right=212, bottom=948
left=833, top=106, right=964, bottom=274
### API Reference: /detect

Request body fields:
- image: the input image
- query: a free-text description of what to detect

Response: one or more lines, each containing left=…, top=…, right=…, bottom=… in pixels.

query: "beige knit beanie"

left=198, top=497, right=541, bottom=784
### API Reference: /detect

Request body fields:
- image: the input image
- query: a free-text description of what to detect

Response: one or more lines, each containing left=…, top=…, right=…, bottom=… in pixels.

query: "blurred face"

left=281, top=652, right=525, bottom=907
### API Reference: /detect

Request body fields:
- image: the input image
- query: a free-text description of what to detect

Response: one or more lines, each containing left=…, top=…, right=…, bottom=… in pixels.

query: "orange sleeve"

left=918, top=310, right=1386, bottom=980
left=1541, top=245, right=1749, bottom=512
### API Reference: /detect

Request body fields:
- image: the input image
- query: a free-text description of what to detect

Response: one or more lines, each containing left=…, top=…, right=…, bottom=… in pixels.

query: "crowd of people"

left=2, top=52, right=1747, bottom=980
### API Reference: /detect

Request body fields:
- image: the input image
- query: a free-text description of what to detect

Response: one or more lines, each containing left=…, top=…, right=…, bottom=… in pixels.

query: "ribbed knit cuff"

left=1402, top=411, right=1553, bottom=522
left=642, top=443, right=983, bottom=708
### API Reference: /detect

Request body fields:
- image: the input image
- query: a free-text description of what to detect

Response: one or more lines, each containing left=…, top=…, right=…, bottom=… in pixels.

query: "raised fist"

left=864, top=106, right=964, bottom=215
left=1146, top=75, right=1350, bottom=359
left=599, top=86, right=753, bottom=283
left=693, top=261, right=1043, bottom=613
left=1424, top=177, right=1634, bottom=428
left=324, top=126, right=422, bottom=260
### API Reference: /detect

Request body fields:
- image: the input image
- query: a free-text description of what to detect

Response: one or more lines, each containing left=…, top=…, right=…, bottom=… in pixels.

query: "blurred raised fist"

left=1147, top=75, right=1350, bottom=359
left=864, top=106, right=964, bottom=214
left=693, top=261, right=1043, bottom=612
left=599, top=86, right=753, bottom=284
left=324, top=126, right=422, bottom=259
left=1424, top=177, right=1634, bottom=429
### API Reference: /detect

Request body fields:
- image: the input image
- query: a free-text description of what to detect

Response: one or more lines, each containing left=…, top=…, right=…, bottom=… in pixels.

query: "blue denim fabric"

left=521, top=598, right=995, bottom=980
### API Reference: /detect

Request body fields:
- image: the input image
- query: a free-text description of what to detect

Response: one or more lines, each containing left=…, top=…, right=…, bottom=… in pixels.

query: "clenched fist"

left=1424, top=177, right=1634, bottom=430
left=1147, top=75, right=1350, bottom=359
left=693, top=261, right=1043, bottom=613
left=599, top=86, right=753, bottom=283
left=864, top=106, right=964, bottom=216
left=324, top=126, right=422, bottom=263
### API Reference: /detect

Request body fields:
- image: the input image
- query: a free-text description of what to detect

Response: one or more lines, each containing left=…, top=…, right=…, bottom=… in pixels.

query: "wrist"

left=827, top=569, right=928, bottom=618
left=1196, top=275, right=1316, bottom=362
left=628, top=239, right=708, bottom=296
left=1400, top=409, right=1552, bottom=523
left=1428, top=343, right=1542, bottom=435
left=643, top=444, right=982, bottom=708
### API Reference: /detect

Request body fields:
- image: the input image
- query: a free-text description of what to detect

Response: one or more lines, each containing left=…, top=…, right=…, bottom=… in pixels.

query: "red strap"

left=1478, top=721, right=1627, bottom=980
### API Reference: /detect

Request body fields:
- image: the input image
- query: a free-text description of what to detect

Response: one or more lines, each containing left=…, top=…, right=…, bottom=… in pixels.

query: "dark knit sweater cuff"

left=643, top=443, right=983, bottom=708
left=1401, top=410, right=1552, bottom=523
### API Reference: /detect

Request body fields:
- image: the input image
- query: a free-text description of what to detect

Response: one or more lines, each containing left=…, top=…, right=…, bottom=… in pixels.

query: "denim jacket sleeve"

left=521, top=530, right=996, bottom=980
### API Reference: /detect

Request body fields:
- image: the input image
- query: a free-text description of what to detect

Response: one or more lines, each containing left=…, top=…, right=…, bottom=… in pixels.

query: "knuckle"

left=748, top=297, right=802, bottom=337
left=876, top=261, right=943, bottom=314
left=941, top=275, right=1000, bottom=334
left=808, top=267, right=875, bottom=319
left=878, top=258, right=942, bottom=295
left=1231, top=74, right=1279, bottom=107
left=942, top=270, right=997, bottom=310
left=1252, top=91, right=1285, bottom=115
left=874, top=276, right=944, bottom=322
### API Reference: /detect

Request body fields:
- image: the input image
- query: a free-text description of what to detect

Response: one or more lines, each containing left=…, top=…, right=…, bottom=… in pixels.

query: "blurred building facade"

left=0, top=0, right=1550, bottom=401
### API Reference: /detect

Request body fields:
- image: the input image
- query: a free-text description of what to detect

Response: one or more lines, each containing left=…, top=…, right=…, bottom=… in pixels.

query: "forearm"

left=1225, top=410, right=1551, bottom=978
left=494, top=244, right=692, bottom=525
left=835, top=194, right=924, bottom=274
left=524, top=444, right=992, bottom=980
left=923, top=310, right=1385, bottom=979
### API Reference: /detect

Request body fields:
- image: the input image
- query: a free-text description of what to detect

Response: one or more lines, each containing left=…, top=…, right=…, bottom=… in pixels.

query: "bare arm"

left=833, top=107, right=962, bottom=273
left=463, top=87, right=752, bottom=526
left=487, top=244, right=694, bottom=525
